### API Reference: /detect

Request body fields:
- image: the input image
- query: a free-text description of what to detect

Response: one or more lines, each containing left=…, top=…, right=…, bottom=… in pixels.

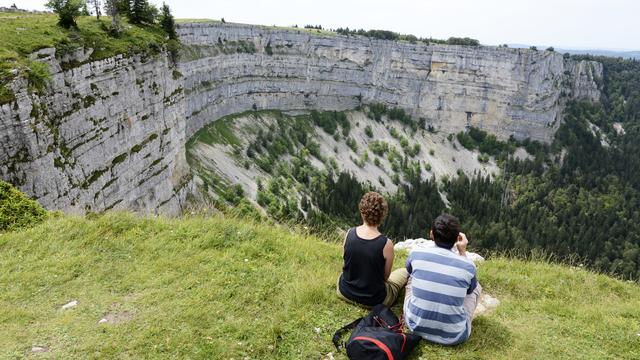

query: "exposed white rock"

left=0, top=48, right=193, bottom=215
left=62, top=300, right=78, bottom=309
left=474, top=293, right=501, bottom=317
left=31, top=345, right=49, bottom=353
left=613, top=122, right=626, bottom=135
left=323, top=352, right=335, bottom=360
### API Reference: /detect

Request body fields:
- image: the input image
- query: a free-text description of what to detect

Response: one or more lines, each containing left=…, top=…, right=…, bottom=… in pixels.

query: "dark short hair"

left=431, top=214, right=461, bottom=247
left=359, top=192, right=388, bottom=226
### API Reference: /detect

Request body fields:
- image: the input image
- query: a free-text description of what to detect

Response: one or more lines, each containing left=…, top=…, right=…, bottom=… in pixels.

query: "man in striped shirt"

left=403, top=214, right=482, bottom=345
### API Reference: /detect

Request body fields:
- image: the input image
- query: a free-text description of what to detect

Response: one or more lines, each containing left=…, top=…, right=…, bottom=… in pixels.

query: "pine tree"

left=159, top=2, right=177, bottom=40
left=130, top=0, right=143, bottom=23
left=115, top=0, right=130, bottom=17
left=81, top=2, right=90, bottom=15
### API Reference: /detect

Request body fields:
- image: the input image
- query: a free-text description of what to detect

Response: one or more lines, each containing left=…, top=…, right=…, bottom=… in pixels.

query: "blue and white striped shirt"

left=404, top=246, right=477, bottom=345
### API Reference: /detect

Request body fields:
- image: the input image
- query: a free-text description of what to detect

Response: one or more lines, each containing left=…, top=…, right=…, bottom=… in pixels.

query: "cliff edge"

left=0, top=16, right=602, bottom=214
left=179, top=22, right=602, bottom=142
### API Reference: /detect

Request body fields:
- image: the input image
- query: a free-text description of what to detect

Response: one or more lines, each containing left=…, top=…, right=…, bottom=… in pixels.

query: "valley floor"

left=1, top=213, right=639, bottom=359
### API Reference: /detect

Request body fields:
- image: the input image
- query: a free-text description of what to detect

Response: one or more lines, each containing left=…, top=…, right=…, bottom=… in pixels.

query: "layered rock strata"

left=0, top=22, right=602, bottom=213
left=179, top=22, right=602, bottom=141
left=0, top=49, right=191, bottom=214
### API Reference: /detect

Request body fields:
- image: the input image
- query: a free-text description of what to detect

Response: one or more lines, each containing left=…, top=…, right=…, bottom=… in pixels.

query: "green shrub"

left=367, top=103, right=387, bottom=121
left=0, top=180, right=47, bottom=232
left=265, top=40, right=273, bottom=56
left=167, top=39, right=181, bottom=67
left=0, top=85, right=15, bottom=105
left=345, top=137, right=358, bottom=153
left=311, top=110, right=349, bottom=136
left=457, top=127, right=514, bottom=156
left=45, top=0, right=85, bottom=29
left=446, top=37, right=480, bottom=46
left=457, top=132, right=476, bottom=150
left=369, top=140, right=389, bottom=156
left=0, top=61, right=15, bottom=104
left=25, top=61, right=51, bottom=94
left=364, top=125, right=373, bottom=137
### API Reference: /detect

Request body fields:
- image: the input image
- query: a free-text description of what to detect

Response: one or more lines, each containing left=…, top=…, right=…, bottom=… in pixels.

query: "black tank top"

left=338, top=227, right=388, bottom=306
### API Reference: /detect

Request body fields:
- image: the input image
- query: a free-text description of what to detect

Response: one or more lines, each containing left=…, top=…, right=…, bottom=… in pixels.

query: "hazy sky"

left=5, top=0, right=639, bottom=50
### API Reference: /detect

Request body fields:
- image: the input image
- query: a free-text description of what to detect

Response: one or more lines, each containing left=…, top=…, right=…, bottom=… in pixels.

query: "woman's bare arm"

left=383, top=239, right=394, bottom=280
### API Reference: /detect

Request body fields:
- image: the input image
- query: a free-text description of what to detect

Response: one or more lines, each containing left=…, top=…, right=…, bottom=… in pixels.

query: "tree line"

left=45, top=0, right=177, bottom=40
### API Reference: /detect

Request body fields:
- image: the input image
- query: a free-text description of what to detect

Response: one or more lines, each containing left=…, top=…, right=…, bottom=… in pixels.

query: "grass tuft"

left=0, top=180, right=47, bottom=232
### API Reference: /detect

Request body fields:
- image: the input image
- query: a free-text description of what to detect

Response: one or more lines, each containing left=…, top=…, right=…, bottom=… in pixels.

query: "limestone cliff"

left=179, top=22, right=602, bottom=142
left=0, top=21, right=602, bottom=214
left=0, top=49, right=192, bottom=214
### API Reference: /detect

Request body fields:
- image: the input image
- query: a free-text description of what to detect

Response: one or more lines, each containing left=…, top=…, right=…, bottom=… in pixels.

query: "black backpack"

left=333, top=304, right=421, bottom=360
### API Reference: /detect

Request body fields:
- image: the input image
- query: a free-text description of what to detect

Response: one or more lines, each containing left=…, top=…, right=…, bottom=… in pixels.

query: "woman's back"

left=338, top=227, right=388, bottom=306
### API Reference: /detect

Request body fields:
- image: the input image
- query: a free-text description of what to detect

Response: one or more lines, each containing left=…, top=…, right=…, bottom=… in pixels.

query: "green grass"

left=0, top=12, right=167, bottom=103
left=1, top=212, right=639, bottom=359
left=174, top=17, right=336, bottom=36
left=0, top=13, right=167, bottom=63
left=267, top=25, right=337, bottom=36
left=175, top=18, right=220, bottom=24
left=0, top=180, right=47, bottom=232
left=187, top=113, right=244, bottom=149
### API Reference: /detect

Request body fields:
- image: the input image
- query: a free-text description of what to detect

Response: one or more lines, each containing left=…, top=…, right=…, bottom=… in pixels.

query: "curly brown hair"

left=359, top=192, right=388, bottom=226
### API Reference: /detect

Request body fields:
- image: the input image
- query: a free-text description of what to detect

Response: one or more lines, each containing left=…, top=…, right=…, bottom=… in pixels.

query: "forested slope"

left=189, top=57, right=640, bottom=280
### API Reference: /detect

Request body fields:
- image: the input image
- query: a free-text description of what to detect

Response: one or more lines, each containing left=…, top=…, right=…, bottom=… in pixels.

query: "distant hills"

left=557, top=48, right=640, bottom=59
left=507, top=43, right=640, bottom=59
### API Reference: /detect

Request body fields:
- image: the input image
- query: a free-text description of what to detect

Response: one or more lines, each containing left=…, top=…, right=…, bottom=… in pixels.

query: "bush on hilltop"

left=0, top=180, right=47, bottom=232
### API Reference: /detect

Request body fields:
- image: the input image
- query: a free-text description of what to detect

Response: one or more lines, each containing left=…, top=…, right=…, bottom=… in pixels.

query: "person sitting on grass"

left=337, top=191, right=408, bottom=308
left=403, top=214, right=481, bottom=345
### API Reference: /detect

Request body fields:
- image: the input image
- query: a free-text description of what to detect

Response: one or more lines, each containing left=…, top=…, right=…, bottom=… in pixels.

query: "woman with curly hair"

left=337, top=191, right=408, bottom=307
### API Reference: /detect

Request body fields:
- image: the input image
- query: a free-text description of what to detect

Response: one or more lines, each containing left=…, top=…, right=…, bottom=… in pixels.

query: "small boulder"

left=62, top=300, right=78, bottom=310
left=474, top=293, right=501, bottom=317
left=31, top=345, right=49, bottom=353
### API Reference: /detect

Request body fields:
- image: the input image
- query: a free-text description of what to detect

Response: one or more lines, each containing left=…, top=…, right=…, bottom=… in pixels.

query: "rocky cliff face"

left=179, top=22, right=602, bottom=142
left=0, top=49, right=192, bottom=214
left=0, top=22, right=602, bottom=214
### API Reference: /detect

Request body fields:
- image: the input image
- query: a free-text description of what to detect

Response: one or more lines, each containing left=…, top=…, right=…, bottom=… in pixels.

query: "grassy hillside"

left=1, top=213, right=639, bottom=359
left=0, top=12, right=167, bottom=104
